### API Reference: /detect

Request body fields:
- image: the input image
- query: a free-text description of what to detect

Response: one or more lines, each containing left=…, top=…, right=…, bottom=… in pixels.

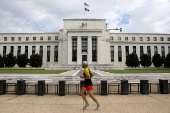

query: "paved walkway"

left=0, top=94, right=170, bottom=113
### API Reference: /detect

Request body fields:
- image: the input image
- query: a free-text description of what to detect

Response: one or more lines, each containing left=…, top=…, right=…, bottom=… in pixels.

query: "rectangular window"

left=55, top=36, right=58, bottom=40
left=153, top=37, right=157, bottom=41
left=110, top=36, right=113, bottom=40
left=110, top=46, right=114, bottom=62
left=132, top=37, right=135, bottom=41
left=17, top=46, right=21, bottom=57
left=47, top=46, right=51, bottom=62
left=39, top=46, right=43, bottom=58
left=168, top=37, right=170, bottom=41
left=18, top=37, right=21, bottom=41
left=11, top=37, right=14, bottom=41
left=82, top=38, right=87, bottom=52
left=154, top=46, right=158, bottom=55
left=133, top=46, right=136, bottom=54
left=147, top=37, right=150, bottom=41
left=169, top=46, right=170, bottom=54
left=125, top=37, right=128, bottom=41
left=26, top=37, right=29, bottom=41
left=139, top=37, right=143, bottom=41
left=72, top=39, right=77, bottom=61
left=92, top=39, right=97, bottom=61
left=33, top=37, right=36, bottom=40
left=54, top=46, right=58, bottom=62
left=160, top=37, right=164, bottom=41
left=40, top=36, right=43, bottom=40
left=118, top=46, right=122, bottom=62
left=147, top=46, right=151, bottom=56
left=3, top=46, right=6, bottom=57
left=32, top=46, right=36, bottom=55
left=4, top=37, right=7, bottom=41
left=25, top=46, right=28, bottom=57
left=125, top=46, right=129, bottom=57
left=161, top=46, right=165, bottom=57
left=140, top=46, right=143, bottom=57
left=118, top=37, right=121, bottom=41
left=48, top=36, right=51, bottom=40
left=10, top=46, right=14, bottom=54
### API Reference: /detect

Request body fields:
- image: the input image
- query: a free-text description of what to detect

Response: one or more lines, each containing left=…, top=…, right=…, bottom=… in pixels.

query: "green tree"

left=152, top=54, right=163, bottom=67
left=4, top=52, right=17, bottom=67
left=140, top=54, right=152, bottom=67
left=165, top=53, right=170, bottom=67
left=126, top=52, right=140, bottom=68
left=29, top=54, right=42, bottom=68
left=17, top=54, right=28, bottom=67
left=0, top=54, right=4, bottom=68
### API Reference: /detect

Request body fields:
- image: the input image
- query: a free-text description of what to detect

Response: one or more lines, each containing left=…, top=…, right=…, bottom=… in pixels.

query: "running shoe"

left=95, top=104, right=102, bottom=111
left=83, top=103, right=90, bottom=109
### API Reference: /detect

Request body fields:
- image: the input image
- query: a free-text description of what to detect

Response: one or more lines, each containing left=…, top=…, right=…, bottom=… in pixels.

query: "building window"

left=110, top=46, right=114, bottom=62
left=132, top=37, right=135, bottom=41
left=3, top=46, right=6, bottom=57
left=18, top=37, right=21, bottom=41
left=40, top=36, right=43, bottom=40
left=54, top=46, right=58, bottom=62
left=139, top=37, right=143, bottom=41
left=140, top=46, right=143, bottom=57
left=72, top=39, right=77, bottom=61
left=118, top=37, right=121, bottom=41
left=161, top=46, right=165, bottom=57
left=47, top=46, right=51, bottom=62
left=11, top=37, right=14, bottom=41
left=125, top=37, right=128, bottom=41
left=17, top=46, right=21, bottom=57
left=168, top=37, right=170, bottom=41
left=125, top=46, right=129, bottom=58
left=48, top=36, right=51, bottom=40
left=118, top=46, right=122, bottom=62
left=55, top=36, right=58, bottom=40
left=92, top=39, right=97, bottom=61
left=147, top=37, right=150, bottom=41
left=110, top=37, right=113, bottom=40
left=82, top=39, right=87, bottom=52
left=154, top=46, right=158, bottom=55
left=26, top=37, right=29, bottom=41
left=4, top=37, right=7, bottom=41
left=153, top=37, right=157, bottom=41
left=10, top=46, right=14, bottom=54
left=25, top=46, right=28, bottom=57
left=169, top=46, right=170, bottom=54
left=160, top=37, right=164, bottom=41
left=147, top=46, right=151, bottom=57
left=33, top=37, right=36, bottom=41
left=32, top=46, right=36, bottom=55
left=39, top=46, right=43, bottom=58
left=133, top=46, right=136, bottom=54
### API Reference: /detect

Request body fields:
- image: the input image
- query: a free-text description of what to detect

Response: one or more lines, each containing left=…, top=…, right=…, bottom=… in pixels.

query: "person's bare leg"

left=80, top=87, right=88, bottom=103
left=88, top=90, right=99, bottom=105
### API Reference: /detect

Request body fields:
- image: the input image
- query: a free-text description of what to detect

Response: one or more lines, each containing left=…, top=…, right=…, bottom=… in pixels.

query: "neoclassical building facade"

left=0, top=19, right=170, bottom=69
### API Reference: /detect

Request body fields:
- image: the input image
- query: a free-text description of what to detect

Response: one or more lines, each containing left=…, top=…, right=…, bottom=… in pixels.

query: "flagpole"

left=84, top=2, right=85, bottom=18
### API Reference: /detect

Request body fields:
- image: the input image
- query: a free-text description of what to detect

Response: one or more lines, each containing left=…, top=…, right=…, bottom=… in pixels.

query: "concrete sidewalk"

left=0, top=94, right=169, bottom=113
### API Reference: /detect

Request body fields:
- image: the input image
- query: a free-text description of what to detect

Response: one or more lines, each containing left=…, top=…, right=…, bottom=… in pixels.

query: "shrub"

left=17, top=54, right=28, bottom=67
left=126, top=52, right=140, bottom=68
left=152, top=54, right=163, bottom=67
left=29, top=54, right=42, bottom=68
left=4, top=52, right=17, bottom=67
left=140, top=54, right=152, bottom=67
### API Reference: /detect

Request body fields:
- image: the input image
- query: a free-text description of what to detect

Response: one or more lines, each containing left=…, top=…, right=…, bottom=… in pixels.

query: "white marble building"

left=0, top=18, right=170, bottom=69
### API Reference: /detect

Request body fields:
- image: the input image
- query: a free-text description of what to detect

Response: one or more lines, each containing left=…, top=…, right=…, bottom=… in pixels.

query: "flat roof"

left=63, top=18, right=106, bottom=21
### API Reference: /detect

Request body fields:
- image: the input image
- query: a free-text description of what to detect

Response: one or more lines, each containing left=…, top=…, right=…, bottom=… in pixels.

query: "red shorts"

left=83, top=85, right=93, bottom=91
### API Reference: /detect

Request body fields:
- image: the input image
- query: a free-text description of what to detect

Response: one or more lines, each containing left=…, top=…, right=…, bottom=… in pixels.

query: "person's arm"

left=80, top=75, right=90, bottom=79
left=90, top=72, right=94, bottom=78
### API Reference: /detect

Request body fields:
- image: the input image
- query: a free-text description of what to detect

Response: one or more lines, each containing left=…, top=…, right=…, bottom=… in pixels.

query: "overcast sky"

left=0, top=0, right=170, bottom=33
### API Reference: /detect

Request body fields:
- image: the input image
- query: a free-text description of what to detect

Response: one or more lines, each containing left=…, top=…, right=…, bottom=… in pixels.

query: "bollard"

left=121, top=80, right=129, bottom=95
left=59, top=81, right=65, bottom=96
left=140, top=80, right=149, bottom=94
left=0, top=80, right=6, bottom=95
left=17, top=80, right=26, bottom=95
left=101, top=80, right=107, bottom=95
left=80, top=80, right=86, bottom=95
left=38, top=80, right=45, bottom=96
left=159, top=79, right=169, bottom=94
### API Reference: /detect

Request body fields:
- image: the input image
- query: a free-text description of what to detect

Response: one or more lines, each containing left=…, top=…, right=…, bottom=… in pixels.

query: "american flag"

left=84, top=2, right=89, bottom=7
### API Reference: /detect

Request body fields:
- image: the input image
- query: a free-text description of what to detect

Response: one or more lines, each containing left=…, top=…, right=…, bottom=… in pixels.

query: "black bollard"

left=0, top=80, right=6, bottom=95
left=121, top=80, right=129, bottom=95
left=59, top=81, right=65, bottom=96
left=159, top=79, right=169, bottom=94
left=140, top=80, right=149, bottom=94
left=38, top=80, right=46, bottom=96
left=101, top=80, right=107, bottom=95
left=80, top=80, right=86, bottom=95
left=17, top=80, right=26, bottom=95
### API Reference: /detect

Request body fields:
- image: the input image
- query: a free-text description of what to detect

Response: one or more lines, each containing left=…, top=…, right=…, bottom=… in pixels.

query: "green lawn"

left=0, top=69, right=69, bottom=74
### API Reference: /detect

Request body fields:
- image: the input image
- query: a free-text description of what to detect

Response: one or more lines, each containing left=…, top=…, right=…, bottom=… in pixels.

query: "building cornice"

left=0, top=32, right=59, bottom=35
left=0, top=41, right=59, bottom=44
left=110, top=41, right=170, bottom=44
left=109, top=33, right=170, bottom=35
left=66, top=29, right=103, bottom=32
left=63, top=19, right=106, bottom=21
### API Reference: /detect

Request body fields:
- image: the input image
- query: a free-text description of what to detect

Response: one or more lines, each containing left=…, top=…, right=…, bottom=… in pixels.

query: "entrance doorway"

left=82, top=55, right=87, bottom=63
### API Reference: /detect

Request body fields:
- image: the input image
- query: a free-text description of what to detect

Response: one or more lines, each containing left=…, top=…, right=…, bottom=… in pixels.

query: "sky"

left=0, top=0, right=170, bottom=33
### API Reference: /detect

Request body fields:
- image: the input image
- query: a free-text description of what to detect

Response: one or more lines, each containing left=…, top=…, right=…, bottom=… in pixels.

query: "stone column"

left=158, top=45, right=161, bottom=56
left=36, top=45, right=40, bottom=54
left=6, top=45, right=10, bottom=55
left=50, top=45, right=54, bottom=63
left=97, top=36, right=101, bottom=64
left=14, top=45, right=17, bottom=57
left=129, top=45, right=133, bottom=54
left=58, top=40, right=63, bottom=65
left=21, top=45, right=25, bottom=54
left=42, top=45, right=47, bottom=67
left=136, top=45, right=140, bottom=59
left=28, top=45, right=32, bottom=59
left=68, top=36, right=72, bottom=64
left=0, top=46, right=3, bottom=56
left=151, top=45, right=154, bottom=56
left=144, top=45, right=147, bottom=54
left=88, top=36, right=92, bottom=64
left=122, top=45, right=125, bottom=63
left=114, top=45, right=118, bottom=63
left=165, top=46, right=168, bottom=57
left=77, top=36, right=82, bottom=64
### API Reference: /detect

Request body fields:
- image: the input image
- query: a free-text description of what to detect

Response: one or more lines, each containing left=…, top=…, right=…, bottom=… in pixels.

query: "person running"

left=80, top=61, right=102, bottom=111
